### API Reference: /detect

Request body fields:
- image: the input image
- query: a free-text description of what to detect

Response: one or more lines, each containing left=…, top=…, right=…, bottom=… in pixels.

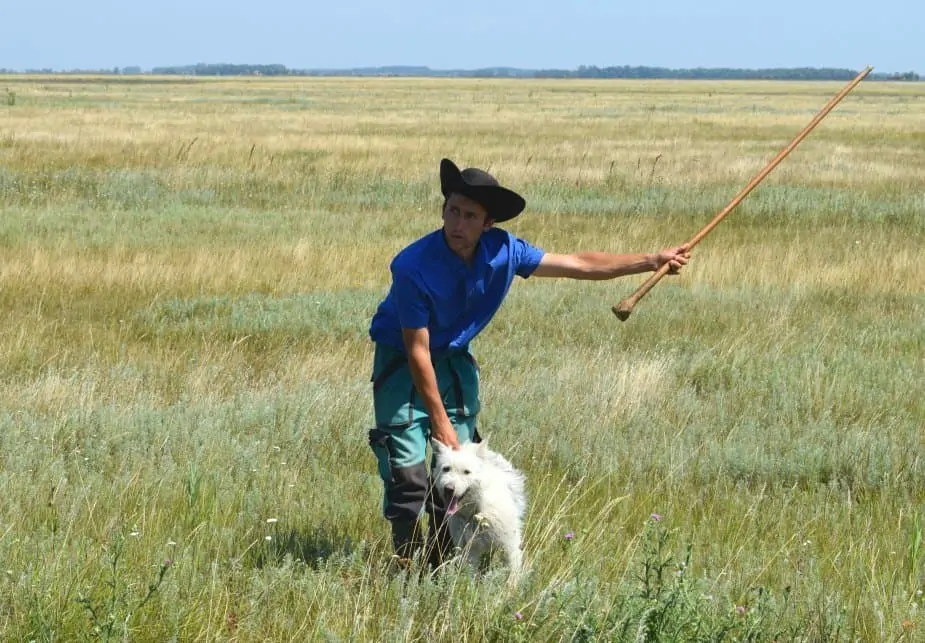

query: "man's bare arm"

left=402, top=327, right=459, bottom=449
left=531, top=246, right=690, bottom=280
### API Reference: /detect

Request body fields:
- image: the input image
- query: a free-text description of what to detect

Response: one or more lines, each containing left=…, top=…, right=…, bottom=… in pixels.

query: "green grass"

left=1, top=75, right=924, bottom=641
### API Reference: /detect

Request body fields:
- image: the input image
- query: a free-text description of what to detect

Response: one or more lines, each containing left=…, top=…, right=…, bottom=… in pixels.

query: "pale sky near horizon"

left=2, top=0, right=921, bottom=74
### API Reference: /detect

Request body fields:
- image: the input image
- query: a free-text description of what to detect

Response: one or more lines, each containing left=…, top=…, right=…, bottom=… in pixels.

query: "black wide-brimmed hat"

left=439, top=158, right=526, bottom=223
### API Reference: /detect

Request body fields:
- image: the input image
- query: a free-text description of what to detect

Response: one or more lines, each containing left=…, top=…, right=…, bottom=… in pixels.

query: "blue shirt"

left=369, top=228, right=546, bottom=353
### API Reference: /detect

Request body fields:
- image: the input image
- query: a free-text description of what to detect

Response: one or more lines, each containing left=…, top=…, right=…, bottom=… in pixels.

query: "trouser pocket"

left=438, top=351, right=481, bottom=419
left=372, top=348, right=415, bottom=428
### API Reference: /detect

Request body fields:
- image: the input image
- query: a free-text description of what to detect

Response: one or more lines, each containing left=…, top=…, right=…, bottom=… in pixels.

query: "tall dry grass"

left=0, top=74, right=923, bottom=641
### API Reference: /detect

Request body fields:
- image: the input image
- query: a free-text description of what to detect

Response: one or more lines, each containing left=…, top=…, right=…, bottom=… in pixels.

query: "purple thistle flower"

left=563, top=531, right=575, bottom=541
left=514, top=611, right=523, bottom=621
left=650, top=513, right=662, bottom=522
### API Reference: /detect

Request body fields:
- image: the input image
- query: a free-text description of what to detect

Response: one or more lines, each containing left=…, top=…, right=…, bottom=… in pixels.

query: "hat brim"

left=440, top=159, right=526, bottom=223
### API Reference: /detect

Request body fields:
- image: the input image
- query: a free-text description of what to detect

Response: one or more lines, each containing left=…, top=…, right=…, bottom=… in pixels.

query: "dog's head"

left=431, top=439, right=488, bottom=516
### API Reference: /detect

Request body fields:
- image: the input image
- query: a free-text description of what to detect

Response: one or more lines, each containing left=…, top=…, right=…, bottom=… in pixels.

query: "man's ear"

left=482, top=217, right=495, bottom=231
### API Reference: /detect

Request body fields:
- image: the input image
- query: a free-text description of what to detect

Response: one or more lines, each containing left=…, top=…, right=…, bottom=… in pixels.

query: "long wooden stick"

left=613, top=66, right=873, bottom=321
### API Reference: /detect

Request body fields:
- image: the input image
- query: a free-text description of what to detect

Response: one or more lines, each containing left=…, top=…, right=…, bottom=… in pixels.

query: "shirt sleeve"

left=511, top=235, right=546, bottom=278
left=391, top=266, right=430, bottom=329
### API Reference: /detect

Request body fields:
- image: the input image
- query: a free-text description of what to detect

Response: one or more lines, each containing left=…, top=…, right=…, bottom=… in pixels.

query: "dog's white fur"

left=431, top=439, right=526, bottom=579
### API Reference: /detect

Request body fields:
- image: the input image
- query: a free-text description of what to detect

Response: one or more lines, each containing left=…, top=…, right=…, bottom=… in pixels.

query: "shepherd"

left=367, top=158, right=690, bottom=567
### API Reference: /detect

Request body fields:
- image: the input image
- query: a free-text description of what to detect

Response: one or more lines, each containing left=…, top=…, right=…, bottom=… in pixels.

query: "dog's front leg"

left=505, top=545, right=523, bottom=582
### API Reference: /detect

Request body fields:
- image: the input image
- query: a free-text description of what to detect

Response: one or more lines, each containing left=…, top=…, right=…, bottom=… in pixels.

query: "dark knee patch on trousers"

left=425, top=488, right=454, bottom=567
left=385, top=462, right=428, bottom=522
left=426, top=479, right=447, bottom=514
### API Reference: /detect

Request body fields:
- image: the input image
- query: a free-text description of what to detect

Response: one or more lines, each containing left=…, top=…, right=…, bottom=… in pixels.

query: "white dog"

left=431, top=439, right=526, bottom=579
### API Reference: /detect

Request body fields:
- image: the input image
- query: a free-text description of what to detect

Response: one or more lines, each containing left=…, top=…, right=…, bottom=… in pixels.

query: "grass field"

left=1, top=75, right=923, bottom=641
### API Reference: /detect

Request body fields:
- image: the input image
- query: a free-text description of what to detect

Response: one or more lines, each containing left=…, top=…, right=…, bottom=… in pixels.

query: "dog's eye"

left=463, top=469, right=471, bottom=475
left=442, top=465, right=450, bottom=472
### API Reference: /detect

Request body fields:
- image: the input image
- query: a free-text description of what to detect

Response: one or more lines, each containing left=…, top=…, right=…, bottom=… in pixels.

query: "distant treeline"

left=2, top=63, right=920, bottom=81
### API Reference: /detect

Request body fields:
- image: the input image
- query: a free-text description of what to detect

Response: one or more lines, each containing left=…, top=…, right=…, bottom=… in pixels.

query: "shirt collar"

left=436, top=229, right=487, bottom=274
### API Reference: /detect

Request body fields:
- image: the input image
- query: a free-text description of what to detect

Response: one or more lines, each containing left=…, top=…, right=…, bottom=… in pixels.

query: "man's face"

left=442, top=193, right=493, bottom=258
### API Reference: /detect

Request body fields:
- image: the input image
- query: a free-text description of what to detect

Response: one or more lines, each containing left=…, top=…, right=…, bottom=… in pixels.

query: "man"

left=368, top=158, right=690, bottom=567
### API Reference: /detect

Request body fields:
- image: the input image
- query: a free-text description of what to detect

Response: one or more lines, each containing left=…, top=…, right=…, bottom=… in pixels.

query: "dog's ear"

left=431, top=438, right=449, bottom=457
left=475, top=440, right=489, bottom=456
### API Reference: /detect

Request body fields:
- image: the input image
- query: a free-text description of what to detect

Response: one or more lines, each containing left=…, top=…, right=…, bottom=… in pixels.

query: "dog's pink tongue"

left=446, top=496, right=459, bottom=515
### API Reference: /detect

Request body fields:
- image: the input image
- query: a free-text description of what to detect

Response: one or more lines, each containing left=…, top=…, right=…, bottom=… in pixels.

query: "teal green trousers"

left=368, top=343, right=481, bottom=523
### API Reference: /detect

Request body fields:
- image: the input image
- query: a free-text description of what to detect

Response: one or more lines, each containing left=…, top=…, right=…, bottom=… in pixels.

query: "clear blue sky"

left=2, top=0, right=920, bottom=74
